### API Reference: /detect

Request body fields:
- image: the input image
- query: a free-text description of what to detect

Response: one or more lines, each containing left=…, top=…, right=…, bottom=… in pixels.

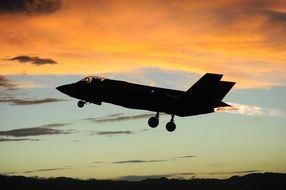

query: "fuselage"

left=57, top=77, right=214, bottom=117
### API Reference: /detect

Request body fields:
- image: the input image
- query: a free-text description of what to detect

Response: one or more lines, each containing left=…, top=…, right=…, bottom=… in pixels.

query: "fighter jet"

left=56, top=73, right=235, bottom=132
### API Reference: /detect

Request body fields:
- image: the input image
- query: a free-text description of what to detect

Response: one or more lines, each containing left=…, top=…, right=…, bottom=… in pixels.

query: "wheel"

left=77, top=101, right=85, bottom=108
left=148, top=117, right=159, bottom=128
left=166, top=121, right=176, bottom=132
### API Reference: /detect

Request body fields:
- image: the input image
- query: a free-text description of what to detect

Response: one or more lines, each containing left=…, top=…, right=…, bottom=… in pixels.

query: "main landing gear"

left=166, top=114, right=176, bottom=132
left=148, top=112, right=176, bottom=132
left=148, top=112, right=159, bottom=128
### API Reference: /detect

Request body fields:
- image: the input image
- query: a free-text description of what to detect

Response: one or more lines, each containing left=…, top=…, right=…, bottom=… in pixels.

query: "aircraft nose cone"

left=56, top=83, right=79, bottom=99
left=56, top=85, right=69, bottom=95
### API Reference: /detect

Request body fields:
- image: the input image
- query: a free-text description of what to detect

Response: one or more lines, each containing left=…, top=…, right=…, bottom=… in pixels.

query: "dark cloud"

left=0, top=123, right=71, bottom=137
left=84, top=113, right=155, bottom=123
left=112, top=160, right=166, bottom=164
left=98, top=113, right=125, bottom=118
left=176, top=155, right=196, bottom=159
left=90, top=129, right=148, bottom=137
left=0, top=97, right=65, bottom=105
left=0, top=0, right=61, bottom=15
left=93, top=161, right=103, bottom=164
left=7, top=55, right=57, bottom=65
left=39, top=123, right=69, bottom=128
left=265, top=10, right=286, bottom=23
left=0, top=75, right=18, bottom=90
left=23, top=167, right=72, bottom=174
left=94, top=131, right=133, bottom=137
left=0, top=138, right=39, bottom=142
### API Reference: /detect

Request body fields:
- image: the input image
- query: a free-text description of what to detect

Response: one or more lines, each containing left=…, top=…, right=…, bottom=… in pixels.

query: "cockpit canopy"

left=79, top=76, right=106, bottom=84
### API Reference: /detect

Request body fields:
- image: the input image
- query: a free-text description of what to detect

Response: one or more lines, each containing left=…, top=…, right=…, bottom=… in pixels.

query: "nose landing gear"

left=77, top=100, right=86, bottom=108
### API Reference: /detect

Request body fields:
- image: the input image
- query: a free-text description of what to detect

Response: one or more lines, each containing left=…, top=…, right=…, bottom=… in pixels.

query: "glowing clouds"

left=0, top=0, right=285, bottom=88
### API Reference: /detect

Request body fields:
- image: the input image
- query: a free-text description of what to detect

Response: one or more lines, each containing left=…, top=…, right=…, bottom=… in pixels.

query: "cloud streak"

left=23, top=167, right=72, bottom=174
left=216, top=102, right=285, bottom=117
left=208, top=170, right=261, bottom=175
left=93, top=131, right=133, bottom=137
left=0, top=138, right=39, bottom=142
left=85, top=113, right=156, bottom=123
left=112, top=159, right=166, bottom=164
left=89, top=128, right=148, bottom=137
left=7, top=55, right=57, bottom=65
left=0, top=123, right=71, bottom=137
left=111, top=154, right=195, bottom=165
left=0, top=75, right=18, bottom=90
left=0, top=76, right=64, bottom=105
left=0, top=97, right=65, bottom=105
left=39, top=123, right=68, bottom=128
left=176, top=155, right=196, bottom=159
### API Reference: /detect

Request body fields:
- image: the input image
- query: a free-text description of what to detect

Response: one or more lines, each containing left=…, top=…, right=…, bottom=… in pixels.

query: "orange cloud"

left=0, top=0, right=285, bottom=88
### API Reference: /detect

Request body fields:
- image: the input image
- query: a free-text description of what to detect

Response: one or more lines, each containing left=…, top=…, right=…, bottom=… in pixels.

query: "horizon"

left=0, top=0, right=286, bottom=181
left=2, top=173, right=286, bottom=190
left=1, top=171, right=285, bottom=181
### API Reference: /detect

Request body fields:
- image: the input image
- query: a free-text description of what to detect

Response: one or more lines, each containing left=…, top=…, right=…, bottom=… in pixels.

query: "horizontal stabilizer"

left=217, top=101, right=232, bottom=107
left=212, top=81, right=236, bottom=104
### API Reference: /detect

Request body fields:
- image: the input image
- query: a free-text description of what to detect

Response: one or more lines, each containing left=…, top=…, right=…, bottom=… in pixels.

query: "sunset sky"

left=0, top=0, right=286, bottom=180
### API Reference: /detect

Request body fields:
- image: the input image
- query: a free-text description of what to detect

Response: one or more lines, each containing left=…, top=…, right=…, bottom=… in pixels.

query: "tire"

left=166, top=122, right=176, bottom=132
left=148, top=117, right=159, bottom=128
left=77, top=101, right=85, bottom=108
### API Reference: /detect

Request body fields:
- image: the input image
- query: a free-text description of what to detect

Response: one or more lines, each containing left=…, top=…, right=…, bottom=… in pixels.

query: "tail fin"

left=186, top=73, right=223, bottom=97
left=184, top=73, right=235, bottom=107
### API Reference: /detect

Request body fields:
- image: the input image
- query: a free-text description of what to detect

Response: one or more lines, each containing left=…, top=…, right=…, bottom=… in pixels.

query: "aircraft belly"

left=175, top=101, right=215, bottom=117
left=102, top=92, right=179, bottom=113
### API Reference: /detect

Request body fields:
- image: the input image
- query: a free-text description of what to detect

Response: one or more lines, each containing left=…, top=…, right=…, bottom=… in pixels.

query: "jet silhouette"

left=56, top=73, right=235, bottom=132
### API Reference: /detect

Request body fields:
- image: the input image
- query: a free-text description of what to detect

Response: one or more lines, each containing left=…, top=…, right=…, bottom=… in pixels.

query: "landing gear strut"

left=148, top=112, right=159, bottom=128
left=77, top=100, right=86, bottom=108
left=166, top=114, right=176, bottom=132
